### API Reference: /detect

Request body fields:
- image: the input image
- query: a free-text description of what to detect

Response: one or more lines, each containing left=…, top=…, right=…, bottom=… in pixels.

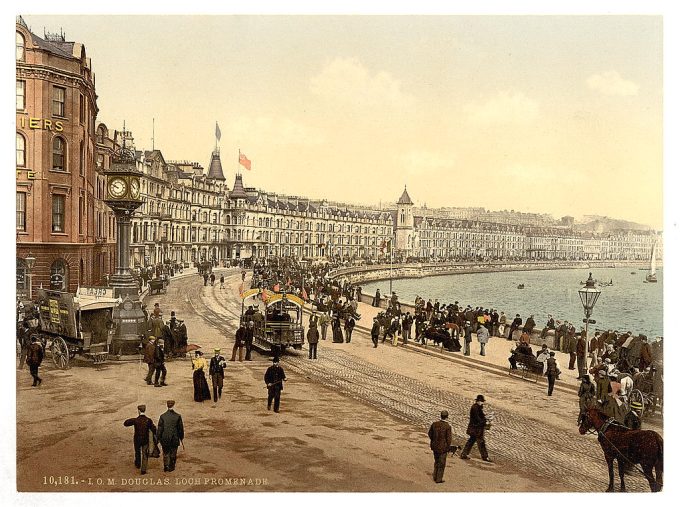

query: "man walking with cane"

left=157, top=400, right=184, bottom=472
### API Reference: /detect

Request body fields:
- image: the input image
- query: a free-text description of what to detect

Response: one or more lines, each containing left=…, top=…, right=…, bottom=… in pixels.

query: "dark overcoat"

left=466, top=403, right=487, bottom=438
left=428, top=420, right=452, bottom=453
left=157, top=409, right=184, bottom=449
left=124, top=414, right=157, bottom=446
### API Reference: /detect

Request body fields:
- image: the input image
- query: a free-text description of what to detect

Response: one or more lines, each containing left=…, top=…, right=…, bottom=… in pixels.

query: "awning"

left=76, top=296, right=121, bottom=311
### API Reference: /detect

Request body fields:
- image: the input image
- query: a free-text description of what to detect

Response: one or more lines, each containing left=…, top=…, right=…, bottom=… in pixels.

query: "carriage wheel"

left=629, top=389, right=644, bottom=416
left=51, top=336, right=70, bottom=370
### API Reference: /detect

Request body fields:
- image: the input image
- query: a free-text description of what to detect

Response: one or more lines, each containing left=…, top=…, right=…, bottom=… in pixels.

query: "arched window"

left=52, top=136, right=66, bottom=171
left=16, top=32, right=25, bottom=61
left=16, top=132, right=26, bottom=167
left=50, top=259, right=69, bottom=291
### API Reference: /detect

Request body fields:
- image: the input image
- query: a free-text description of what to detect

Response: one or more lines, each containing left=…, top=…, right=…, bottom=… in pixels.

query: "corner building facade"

left=16, top=18, right=115, bottom=297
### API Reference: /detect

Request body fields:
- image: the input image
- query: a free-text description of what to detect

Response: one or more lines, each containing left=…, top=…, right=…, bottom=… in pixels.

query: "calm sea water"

left=362, top=267, right=663, bottom=338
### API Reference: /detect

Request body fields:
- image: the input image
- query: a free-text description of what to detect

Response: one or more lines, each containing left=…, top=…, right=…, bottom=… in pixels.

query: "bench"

left=509, top=353, right=544, bottom=383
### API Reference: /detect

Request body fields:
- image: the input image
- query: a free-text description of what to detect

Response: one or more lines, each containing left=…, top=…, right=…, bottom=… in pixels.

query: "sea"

left=361, top=267, right=663, bottom=339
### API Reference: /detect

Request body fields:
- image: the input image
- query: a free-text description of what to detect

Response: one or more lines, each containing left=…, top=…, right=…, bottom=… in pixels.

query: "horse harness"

left=591, top=416, right=657, bottom=484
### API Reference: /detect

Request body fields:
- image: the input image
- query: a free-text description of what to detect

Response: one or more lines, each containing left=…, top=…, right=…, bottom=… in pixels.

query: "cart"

left=148, top=276, right=168, bottom=295
left=32, top=288, right=118, bottom=369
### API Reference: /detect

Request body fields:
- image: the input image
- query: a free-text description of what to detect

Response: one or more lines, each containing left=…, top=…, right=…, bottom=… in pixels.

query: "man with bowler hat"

left=123, top=404, right=157, bottom=474
left=264, top=356, right=286, bottom=412
left=428, top=410, right=453, bottom=483
left=460, top=395, right=492, bottom=462
left=157, top=400, right=184, bottom=472
left=209, top=348, right=227, bottom=402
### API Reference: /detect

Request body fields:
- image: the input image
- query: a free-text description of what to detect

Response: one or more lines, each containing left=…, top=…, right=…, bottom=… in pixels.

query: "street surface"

left=16, top=268, right=660, bottom=492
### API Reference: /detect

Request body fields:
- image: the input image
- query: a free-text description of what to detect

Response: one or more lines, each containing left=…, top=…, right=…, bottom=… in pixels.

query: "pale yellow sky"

left=20, top=14, right=663, bottom=228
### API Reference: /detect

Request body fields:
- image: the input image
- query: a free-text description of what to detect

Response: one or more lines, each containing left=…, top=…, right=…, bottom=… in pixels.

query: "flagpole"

left=389, top=239, right=393, bottom=295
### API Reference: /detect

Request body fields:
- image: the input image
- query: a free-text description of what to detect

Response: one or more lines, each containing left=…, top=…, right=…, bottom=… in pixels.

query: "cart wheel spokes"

left=52, top=336, right=70, bottom=369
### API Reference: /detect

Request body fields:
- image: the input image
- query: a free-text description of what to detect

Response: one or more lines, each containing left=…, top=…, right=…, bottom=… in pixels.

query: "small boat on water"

left=631, top=271, right=636, bottom=275
left=646, top=241, right=658, bottom=283
left=517, top=284, right=525, bottom=289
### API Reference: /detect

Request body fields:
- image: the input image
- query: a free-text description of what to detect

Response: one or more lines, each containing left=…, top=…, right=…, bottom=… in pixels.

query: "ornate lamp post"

left=103, top=137, right=145, bottom=355
left=25, top=252, right=36, bottom=300
left=578, top=272, right=601, bottom=347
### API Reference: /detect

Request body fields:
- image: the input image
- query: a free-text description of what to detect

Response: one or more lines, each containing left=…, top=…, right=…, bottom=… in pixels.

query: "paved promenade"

left=348, top=300, right=582, bottom=393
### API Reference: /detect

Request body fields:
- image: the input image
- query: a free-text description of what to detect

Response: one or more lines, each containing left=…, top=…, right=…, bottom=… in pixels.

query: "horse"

left=578, top=406, right=663, bottom=492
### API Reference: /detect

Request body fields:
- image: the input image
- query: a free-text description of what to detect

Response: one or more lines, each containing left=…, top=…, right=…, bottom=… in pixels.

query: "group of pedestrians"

left=123, top=400, right=184, bottom=474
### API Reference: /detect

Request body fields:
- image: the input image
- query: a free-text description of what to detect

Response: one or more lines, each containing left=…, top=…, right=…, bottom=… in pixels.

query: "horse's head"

left=579, top=406, right=605, bottom=435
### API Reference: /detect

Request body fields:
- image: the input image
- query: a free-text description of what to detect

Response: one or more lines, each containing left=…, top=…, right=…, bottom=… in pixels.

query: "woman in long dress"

left=332, top=315, right=344, bottom=343
left=192, top=351, right=211, bottom=402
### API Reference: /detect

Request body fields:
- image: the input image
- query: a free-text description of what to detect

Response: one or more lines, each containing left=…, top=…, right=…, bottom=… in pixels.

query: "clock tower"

left=103, top=137, right=145, bottom=355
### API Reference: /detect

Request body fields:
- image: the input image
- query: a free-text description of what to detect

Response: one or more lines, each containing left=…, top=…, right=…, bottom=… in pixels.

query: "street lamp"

left=25, top=252, right=36, bottom=300
left=578, top=272, right=601, bottom=356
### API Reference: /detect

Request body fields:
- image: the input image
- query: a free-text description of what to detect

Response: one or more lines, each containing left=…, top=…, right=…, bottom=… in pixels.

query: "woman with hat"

left=191, top=351, right=211, bottom=402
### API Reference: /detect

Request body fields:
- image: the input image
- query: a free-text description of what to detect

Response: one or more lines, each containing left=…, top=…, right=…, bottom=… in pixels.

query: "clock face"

left=130, top=178, right=140, bottom=199
left=108, top=177, right=128, bottom=199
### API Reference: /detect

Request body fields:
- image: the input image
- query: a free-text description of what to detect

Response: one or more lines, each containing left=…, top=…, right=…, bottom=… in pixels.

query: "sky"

left=17, top=13, right=663, bottom=228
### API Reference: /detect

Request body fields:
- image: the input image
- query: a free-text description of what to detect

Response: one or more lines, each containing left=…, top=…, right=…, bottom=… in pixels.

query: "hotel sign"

left=17, top=116, right=65, bottom=132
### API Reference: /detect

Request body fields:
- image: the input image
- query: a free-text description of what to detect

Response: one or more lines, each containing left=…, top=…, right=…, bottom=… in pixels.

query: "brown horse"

left=579, top=406, right=663, bottom=492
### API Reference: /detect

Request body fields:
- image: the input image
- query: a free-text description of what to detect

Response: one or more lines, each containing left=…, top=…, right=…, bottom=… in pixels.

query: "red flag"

left=302, top=288, right=308, bottom=301
left=238, top=282, right=244, bottom=296
left=273, top=283, right=280, bottom=292
left=261, top=289, right=268, bottom=302
left=239, top=151, right=252, bottom=170
left=287, top=277, right=292, bottom=286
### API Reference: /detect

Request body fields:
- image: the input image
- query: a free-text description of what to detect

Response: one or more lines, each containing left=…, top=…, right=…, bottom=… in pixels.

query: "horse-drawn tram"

left=240, top=289, right=305, bottom=355
left=32, top=288, right=117, bottom=369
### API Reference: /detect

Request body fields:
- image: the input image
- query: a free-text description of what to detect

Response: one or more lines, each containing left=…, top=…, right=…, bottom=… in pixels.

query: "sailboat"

left=645, top=242, right=658, bottom=283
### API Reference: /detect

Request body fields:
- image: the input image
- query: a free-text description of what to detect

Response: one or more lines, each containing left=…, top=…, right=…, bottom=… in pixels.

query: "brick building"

left=16, top=17, right=115, bottom=298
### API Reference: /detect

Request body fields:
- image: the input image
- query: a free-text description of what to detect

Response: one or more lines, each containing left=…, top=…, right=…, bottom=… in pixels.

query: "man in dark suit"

left=428, top=410, right=453, bottom=483
left=26, top=335, right=44, bottom=387
left=508, top=314, right=522, bottom=341
left=370, top=317, right=380, bottom=348
left=460, top=395, right=492, bottom=462
left=307, top=323, right=319, bottom=359
left=264, top=357, right=286, bottom=412
left=153, top=339, right=167, bottom=387
left=123, top=404, right=157, bottom=474
left=209, top=348, right=227, bottom=402
left=244, top=321, right=255, bottom=361
left=157, top=400, right=184, bottom=472
left=545, top=352, right=559, bottom=396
